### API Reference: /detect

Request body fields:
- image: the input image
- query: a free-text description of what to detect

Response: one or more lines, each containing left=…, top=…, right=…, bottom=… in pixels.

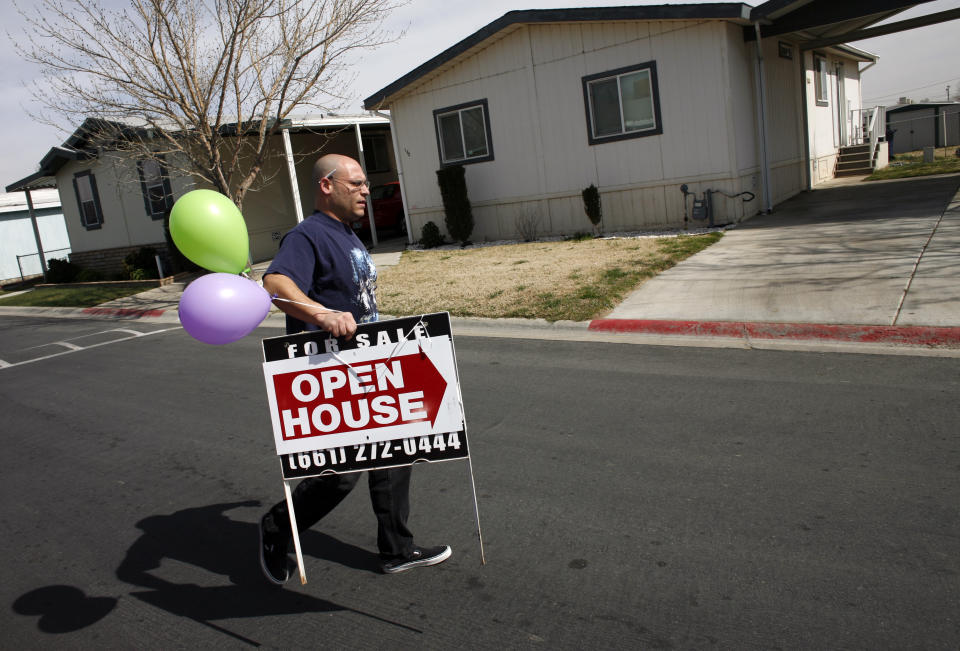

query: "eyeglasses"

left=330, top=177, right=371, bottom=192
left=321, top=168, right=370, bottom=192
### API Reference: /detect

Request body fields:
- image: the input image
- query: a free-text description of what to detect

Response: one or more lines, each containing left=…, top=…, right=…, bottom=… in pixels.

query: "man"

left=259, top=153, right=451, bottom=584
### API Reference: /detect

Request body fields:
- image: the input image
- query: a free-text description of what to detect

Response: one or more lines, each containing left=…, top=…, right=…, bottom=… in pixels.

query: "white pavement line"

left=109, top=328, right=149, bottom=336
left=52, top=341, right=84, bottom=351
left=0, top=359, right=10, bottom=368
left=893, top=188, right=958, bottom=325
left=0, top=326, right=182, bottom=370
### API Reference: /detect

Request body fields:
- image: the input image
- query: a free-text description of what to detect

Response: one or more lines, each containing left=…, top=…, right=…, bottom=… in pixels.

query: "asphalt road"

left=1, top=316, right=958, bottom=649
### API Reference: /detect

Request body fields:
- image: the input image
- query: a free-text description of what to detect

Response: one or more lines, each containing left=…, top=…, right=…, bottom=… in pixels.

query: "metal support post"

left=24, top=190, right=48, bottom=282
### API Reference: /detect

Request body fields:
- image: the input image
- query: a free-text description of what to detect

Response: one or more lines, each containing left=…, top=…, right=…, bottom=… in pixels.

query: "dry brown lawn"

left=377, top=232, right=722, bottom=322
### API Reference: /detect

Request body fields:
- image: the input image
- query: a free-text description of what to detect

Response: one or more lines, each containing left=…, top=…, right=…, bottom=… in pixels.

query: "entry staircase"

left=835, top=105, right=887, bottom=177
left=834, top=144, right=876, bottom=177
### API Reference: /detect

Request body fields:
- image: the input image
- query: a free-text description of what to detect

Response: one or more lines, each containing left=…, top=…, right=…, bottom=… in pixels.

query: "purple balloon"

left=179, top=273, right=272, bottom=345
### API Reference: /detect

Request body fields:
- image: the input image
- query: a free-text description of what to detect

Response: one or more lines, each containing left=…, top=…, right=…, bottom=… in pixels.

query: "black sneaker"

left=259, top=514, right=291, bottom=585
left=381, top=545, right=452, bottom=574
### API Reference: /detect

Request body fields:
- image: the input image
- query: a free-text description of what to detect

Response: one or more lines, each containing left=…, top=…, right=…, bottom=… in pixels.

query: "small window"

left=814, top=54, right=829, bottom=106
left=583, top=61, right=663, bottom=145
left=433, top=99, right=494, bottom=166
left=72, top=171, right=103, bottom=230
left=138, top=157, right=173, bottom=220
left=361, top=133, right=391, bottom=173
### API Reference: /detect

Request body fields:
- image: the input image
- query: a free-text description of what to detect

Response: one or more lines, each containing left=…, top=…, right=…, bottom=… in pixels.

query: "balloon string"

left=270, top=295, right=343, bottom=314
left=270, top=294, right=429, bottom=364
left=386, top=316, right=429, bottom=363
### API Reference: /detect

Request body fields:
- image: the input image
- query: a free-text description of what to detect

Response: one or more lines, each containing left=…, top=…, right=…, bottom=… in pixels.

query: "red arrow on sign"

left=272, top=352, right=448, bottom=440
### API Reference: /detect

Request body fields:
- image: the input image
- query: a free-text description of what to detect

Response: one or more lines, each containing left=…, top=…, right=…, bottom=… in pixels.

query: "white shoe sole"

left=259, top=516, right=290, bottom=585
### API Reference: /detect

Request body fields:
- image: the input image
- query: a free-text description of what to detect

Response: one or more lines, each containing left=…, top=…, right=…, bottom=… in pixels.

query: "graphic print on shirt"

left=350, top=247, right=378, bottom=322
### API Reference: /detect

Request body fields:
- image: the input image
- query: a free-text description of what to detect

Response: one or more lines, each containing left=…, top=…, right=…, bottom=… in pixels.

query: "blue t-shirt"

left=266, top=211, right=378, bottom=333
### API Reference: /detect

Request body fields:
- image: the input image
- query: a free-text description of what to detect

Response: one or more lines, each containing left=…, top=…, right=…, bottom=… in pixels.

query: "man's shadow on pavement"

left=14, top=501, right=419, bottom=644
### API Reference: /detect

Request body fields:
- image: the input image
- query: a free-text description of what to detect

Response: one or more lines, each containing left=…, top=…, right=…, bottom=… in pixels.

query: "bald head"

left=312, top=154, right=353, bottom=186
left=312, top=153, right=370, bottom=223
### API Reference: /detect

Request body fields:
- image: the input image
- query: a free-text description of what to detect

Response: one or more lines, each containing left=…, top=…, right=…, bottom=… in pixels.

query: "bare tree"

left=15, top=0, right=403, bottom=208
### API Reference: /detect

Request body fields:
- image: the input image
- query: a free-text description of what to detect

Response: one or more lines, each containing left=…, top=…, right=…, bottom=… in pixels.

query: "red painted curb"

left=82, top=307, right=167, bottom=318
left=588, top=319, right=960, bottom=347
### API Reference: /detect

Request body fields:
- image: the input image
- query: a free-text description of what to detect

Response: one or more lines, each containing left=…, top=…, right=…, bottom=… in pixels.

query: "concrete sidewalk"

left=592, top=174, right=960, bottom=346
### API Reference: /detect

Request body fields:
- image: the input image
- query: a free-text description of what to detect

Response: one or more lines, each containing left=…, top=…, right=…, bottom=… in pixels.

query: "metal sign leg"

left=466, top=452, right=486, bottom=565
left=283, top=479, right=308, bottom=585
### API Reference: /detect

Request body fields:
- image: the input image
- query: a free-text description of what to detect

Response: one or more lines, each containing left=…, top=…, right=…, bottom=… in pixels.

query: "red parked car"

left=353, top=181, right=406, bottom=237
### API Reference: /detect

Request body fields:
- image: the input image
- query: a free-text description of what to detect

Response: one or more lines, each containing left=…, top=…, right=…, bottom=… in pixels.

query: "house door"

left=834, top=62, right=847, bottom=146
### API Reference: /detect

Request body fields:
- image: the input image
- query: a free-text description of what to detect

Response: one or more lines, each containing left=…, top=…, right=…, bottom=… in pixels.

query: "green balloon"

left=169, top=190, right=249, bottom=274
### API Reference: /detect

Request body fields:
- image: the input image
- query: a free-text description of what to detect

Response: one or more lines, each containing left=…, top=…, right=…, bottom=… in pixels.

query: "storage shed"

left=886, top=102, right=960, bottom=155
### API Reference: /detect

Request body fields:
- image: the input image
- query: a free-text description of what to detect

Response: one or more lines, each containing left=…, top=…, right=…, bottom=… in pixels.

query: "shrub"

left=74, top=268, right=104, bottom=282
left=46, top=257, right=81, bottom=283
left=420, top=221, right=444, bottom=249
left=436, top=165, right=474, bottom=246
left=581, top=184, right=602, bottom=235
left=123, top=247, right=160, bottom=280
left=516, top=210, right=541, bottom=242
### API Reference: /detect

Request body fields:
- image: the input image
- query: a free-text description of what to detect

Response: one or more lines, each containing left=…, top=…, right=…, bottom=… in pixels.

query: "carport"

left=277, top=114, right=400, bottom=249
left=746, top=0, right=960, bottom=207
left=5, top=171, right=62, bottom=282
left=242, top=113, right=402, bottom=261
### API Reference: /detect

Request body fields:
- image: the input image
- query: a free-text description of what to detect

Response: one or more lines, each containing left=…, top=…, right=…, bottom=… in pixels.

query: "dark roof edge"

left=5, top=145, right=93, bottom=192
left=363, top=4, right=751, bottom=109
left=887, top=101, right=960, bottom=112
left=749, top=0, right=806, bottom=22
left=5, top=170, right=57, bottom=193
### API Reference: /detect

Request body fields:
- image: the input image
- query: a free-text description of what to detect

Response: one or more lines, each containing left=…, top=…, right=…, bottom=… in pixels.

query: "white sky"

left=2, top=0, right=958, bottom=188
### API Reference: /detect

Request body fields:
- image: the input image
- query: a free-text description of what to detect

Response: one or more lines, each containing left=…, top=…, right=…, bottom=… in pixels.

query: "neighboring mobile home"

left=6, top=115, right=398, bottom=277
left=364, top=2, right=894, bottom=242
left=0, top=189, right=69, bottom=284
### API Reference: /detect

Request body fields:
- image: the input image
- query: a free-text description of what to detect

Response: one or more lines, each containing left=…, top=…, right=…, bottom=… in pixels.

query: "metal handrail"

left=849, top=106, right=886, bottom=166
left=868, top=109, right=879, bottom=162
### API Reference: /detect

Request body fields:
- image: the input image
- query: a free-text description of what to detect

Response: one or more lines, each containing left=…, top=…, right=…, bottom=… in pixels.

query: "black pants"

left=267, top=466, right=414, bottom=559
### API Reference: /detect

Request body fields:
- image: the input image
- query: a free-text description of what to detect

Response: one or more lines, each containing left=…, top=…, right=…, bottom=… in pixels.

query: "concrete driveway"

left=608, top=175, right=960, bottom=327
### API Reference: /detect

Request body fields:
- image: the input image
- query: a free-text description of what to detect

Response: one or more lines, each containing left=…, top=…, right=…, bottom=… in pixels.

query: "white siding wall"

left=723, top=30, right=806, bottom=213
left=760, top=36, right=805, bottom=204
left=237, top=134, right=299, bottom=262
left=56, top=157, right=165, bottom=255
left=724, top=24, right=763, bottom=216
left=805, top=49, right=865, bottom=184
left=840, top=61, right=860, bottom=147
left=390, top=20, right=788, bottom=241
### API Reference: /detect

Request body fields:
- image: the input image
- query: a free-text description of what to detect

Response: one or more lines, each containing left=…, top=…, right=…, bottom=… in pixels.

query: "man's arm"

left=262, top=272, right=357, bottom=339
